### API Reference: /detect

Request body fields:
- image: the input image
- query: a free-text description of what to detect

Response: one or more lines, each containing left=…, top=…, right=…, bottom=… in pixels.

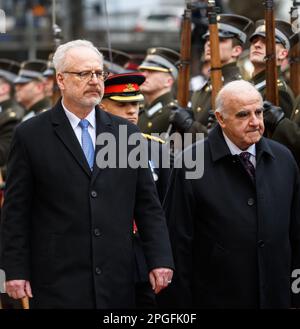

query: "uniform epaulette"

left=142, top=133, right=165, bottom=144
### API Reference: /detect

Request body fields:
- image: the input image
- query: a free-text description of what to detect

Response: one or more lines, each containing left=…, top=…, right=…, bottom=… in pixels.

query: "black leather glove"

left=169, top=106, right=194, bottom=133
left=207, top=110, right=217, bottom=132
left=263, top=101, right=285, bottom=134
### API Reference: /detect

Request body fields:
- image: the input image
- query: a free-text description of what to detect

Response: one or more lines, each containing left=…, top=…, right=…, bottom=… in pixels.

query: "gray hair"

left=52, top=39, right=103, bottom=72
left=215, top=80, right=263, bottom=117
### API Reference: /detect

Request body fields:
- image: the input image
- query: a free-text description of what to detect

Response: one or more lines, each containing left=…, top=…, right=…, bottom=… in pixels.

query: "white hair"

left=215, top=80, right=263, bottom=117
left=52, top=39, right=103, bottom=72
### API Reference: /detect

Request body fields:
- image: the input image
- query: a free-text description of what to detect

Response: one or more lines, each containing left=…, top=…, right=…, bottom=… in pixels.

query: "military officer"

left=14, top=60, right=51, bottom=121
left=170, top=14, right=254, bottom=136
left=262, top=94, right=300, bottom=168
left=0, top=59, right=25, bottom=175
left=249, top=19, right=295, bottom=118
left=100, top=72, right=171, bottom=308
left=0, top=59, right=25, bottom=309
left=137, top=47, right=180, bottom=136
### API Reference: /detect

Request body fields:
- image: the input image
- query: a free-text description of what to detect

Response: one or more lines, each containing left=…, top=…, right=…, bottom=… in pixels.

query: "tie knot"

left=79, top=119, right=89, bottom=129
left=239, top=152, right=251, bottom=161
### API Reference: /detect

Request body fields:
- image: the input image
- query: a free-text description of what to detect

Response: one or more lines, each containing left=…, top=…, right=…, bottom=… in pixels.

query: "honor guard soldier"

left=101, top=72, right=171, bottom=307
left=99, top=47, right=132, bottom=74
left=261, top=34, right=300, bottom=168
left=137, top=47, right=180, bottom=135
left=43, top=57, right=55, bottom=99
left=0, top=59, right=25, bottom=178
left=15, top=60, right=51, bottom=121
left=0, top=59, right=25, bottom=309
left=249, top=20, right=295, bottom=118
left=170, top=14, right=253, bottom=136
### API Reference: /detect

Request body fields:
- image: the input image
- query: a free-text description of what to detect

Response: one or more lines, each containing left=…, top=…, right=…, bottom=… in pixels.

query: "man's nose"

left=249, top=112, right=260, bottom=125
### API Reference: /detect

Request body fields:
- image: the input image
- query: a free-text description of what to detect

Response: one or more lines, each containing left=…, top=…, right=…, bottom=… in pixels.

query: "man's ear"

left=99, top=100, right=107, bottom=111
left=232, top=45, right=243, bottom=59
left=56, top=73, right=65, bottom=90
left=215, top=111, right=226, bottom=128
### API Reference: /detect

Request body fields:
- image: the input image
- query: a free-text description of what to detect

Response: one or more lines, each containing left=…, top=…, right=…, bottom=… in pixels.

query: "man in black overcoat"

left=0, top=40, right=174, bottom=309
left=160, top=80, right=300, bottom=308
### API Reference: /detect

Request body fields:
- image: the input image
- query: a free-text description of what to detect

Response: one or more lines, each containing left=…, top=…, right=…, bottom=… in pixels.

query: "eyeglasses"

left=62, top=70, right=110, bottom=81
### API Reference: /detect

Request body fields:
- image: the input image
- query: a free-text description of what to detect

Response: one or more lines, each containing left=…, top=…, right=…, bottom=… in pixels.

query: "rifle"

left=177, top=2, right=192, bottom=108
left=207, top=0, right=222, bottom=111
left=290, top=1, right=300, bottom=98
left=264, top=0, right=279, bottom=105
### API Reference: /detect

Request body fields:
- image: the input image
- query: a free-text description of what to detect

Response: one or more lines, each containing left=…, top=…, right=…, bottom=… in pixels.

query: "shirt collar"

left=62, top=100, right=96, bottom=129
left=222, top=131, right=256, bottom=158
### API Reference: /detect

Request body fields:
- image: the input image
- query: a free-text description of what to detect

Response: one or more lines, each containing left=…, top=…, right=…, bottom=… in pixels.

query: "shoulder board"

left=142, top=133, right=165, bottom=144
left=146, top=102, right=163, bottom=118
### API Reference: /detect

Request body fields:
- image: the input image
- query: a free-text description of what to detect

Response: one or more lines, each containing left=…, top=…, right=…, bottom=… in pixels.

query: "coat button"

left=247, top=198, right=255, bottom=206
left=94, top=228, right=101, bottom=237
left=91, top=190, right=98, bottom=198
left=258, top=240, right=265, bottom=248
left=95, top=267, right=102, bottom=275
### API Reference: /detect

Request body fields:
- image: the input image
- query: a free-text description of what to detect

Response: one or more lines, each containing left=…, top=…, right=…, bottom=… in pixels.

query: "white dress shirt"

left=222, top=132, right=256, bottom=168
left=62, top=101, right=96, bottom=149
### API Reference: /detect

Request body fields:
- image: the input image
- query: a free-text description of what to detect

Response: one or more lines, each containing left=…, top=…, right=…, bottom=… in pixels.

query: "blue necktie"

left=239, top=152, right=255, bottom=180
left=79, top=119, right=94, bottom=170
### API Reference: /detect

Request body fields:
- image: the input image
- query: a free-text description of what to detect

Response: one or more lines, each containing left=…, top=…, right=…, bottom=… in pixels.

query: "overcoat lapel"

left=51, top=101, right=91, bottom=177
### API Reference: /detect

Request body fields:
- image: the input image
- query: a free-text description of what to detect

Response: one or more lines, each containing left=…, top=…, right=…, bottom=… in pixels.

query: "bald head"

left=216, top=80, right=263, bottom=117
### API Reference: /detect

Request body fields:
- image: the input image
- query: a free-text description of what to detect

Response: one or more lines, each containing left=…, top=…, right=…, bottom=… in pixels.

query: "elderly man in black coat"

left=0, top=40, right=174, bottom=308
left=160, top=80, right=300, bottom=308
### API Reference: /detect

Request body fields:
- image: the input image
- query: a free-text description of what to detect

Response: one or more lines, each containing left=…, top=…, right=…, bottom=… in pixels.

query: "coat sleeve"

left=133, top=163, right=174, bottom=272
left=158, top=166, right=196, bottom=308
left=1, top=127, right=33, bottom=280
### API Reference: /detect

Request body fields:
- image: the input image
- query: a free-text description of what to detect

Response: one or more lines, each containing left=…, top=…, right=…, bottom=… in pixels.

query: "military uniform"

left=138, top=93, right=176, bottom=135
left=251, top=69, right=294, bottom=119
left=0, top=59, right=25, bottom=309
left=171, top=14, right=253, bottom=137
left=0, top=99, right=24, bottom=166
left=14, top=60, right=51, bottom=121
left=190, top=62, right=242, bottom=134
left=21, top=97, right=51, bottom=121
left=267, top=95, right=300, bottom=167
left=138, top=47, right=180, bottom=136
left=249, top=20, right=296, bottom=118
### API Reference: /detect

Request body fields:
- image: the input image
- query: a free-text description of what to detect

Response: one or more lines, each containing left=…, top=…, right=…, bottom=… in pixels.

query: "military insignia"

left=197, top=107, right=202, bottom=113
left=8, top=112, right=17, bottom=118
left=123, top=84, right=136, bottom=92
left=257, top=24, right=266, bottom=33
